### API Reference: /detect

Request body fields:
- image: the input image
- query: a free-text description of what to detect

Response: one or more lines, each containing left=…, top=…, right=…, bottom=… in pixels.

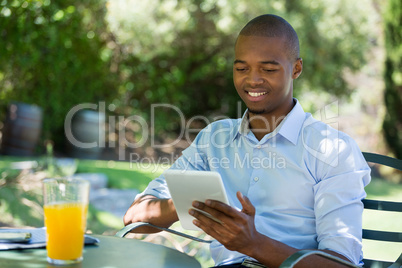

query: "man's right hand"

left=123, top=195, right=179, bottom=233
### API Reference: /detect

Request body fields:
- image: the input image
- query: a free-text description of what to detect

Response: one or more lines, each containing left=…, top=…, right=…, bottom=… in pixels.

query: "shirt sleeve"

left=313, top=135, right=371, bottom=265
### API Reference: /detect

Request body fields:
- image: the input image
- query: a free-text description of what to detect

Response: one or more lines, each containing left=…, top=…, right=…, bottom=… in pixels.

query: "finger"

left=190, top=209, right=246, bottom=249
left=189, top=209, right=232, bottom=236
left=193, top=218, right=230, bottom=240
left=191, top=201, right=232, bottom=225
left=202, top=199, right=240, bottom=218
left=190, top=209, right=231, bottom=241
left=237, top=191, right=255, bottom=216
left=189, top=208, right=222, bottom=226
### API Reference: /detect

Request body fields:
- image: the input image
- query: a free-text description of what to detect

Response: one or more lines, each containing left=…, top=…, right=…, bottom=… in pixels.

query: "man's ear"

left=292, top=58, right=303, bottom=79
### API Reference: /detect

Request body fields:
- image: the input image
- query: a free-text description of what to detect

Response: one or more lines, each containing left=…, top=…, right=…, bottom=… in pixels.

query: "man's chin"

left=248, top=108, right=266, bottom=115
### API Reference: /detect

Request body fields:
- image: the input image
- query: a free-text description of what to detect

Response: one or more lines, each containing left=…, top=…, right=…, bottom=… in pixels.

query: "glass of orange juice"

left=43, top=178, right=90, bottom=265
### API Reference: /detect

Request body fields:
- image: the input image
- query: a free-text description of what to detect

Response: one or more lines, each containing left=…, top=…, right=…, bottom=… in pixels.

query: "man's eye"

left=263, top=69, right=277, bottom=72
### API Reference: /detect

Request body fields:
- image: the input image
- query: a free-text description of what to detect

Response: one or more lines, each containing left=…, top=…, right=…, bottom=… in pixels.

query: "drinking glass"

left=43, top=178, right=90, bottom=265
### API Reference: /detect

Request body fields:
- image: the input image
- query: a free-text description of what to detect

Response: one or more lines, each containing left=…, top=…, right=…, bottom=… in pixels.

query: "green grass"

left=76, top=159, right=168, bottom=191
left=365, top=177, right=402, bottom=200
left=363, top=177, right=402, bottom=263
left=0, top=184, right=44, bottom=227
left=0, top=156, right=170, bottom=191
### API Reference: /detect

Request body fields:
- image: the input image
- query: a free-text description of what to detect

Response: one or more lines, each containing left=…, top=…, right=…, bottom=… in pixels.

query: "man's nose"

left=247, top=70, right=263, bottom=86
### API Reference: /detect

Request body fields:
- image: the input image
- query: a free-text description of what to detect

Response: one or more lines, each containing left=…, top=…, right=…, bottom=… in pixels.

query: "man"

left=124, top=14, right=371, bottom=267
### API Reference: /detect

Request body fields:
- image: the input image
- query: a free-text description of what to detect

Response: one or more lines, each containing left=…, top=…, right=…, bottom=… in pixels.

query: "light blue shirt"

left=139, top=99, right=371, bottom=265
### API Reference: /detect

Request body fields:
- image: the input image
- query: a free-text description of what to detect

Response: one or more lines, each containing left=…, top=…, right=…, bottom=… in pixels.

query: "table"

left=0, top=235, right=202, bottom=268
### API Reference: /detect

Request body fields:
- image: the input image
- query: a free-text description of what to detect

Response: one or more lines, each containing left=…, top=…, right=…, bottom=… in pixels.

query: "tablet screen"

left=164, top=170, right=229, bottom=231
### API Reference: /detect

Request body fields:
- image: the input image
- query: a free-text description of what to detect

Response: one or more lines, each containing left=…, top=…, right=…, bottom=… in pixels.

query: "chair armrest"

left=115, top=222, right=213, bottom=244
left=279, top=250, right=360, bottom=268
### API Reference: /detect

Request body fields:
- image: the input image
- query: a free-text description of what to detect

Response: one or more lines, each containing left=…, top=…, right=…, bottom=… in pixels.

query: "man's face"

left=233, top=35, right=302, bottom=117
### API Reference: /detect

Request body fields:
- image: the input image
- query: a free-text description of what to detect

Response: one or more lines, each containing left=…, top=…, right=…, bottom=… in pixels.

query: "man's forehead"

left=235, top=35, right=287, bottom=54
left=236, top=34, right=286, bottom=45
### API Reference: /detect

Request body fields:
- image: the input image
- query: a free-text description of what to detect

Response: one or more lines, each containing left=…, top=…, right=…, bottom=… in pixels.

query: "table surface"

left=0, top=234, right=202, bottom=268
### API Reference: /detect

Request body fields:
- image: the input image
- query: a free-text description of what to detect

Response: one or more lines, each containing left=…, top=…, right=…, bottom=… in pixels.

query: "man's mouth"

left=247, top=91, right=267, bottom=97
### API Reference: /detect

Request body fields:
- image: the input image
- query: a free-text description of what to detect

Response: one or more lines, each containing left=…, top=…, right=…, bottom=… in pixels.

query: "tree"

left=382, top=0, right=402, bottom=158
left=107, top=0, right=375, bottom=123
left=0, top=0, right=378, bottom=153
left=0, top=0, right=118, bottom=149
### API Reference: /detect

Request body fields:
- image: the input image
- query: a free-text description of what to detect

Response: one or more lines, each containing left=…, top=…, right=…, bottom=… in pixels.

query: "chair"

left=115, top=222, right=213, bottom=265
left=115, top=222, right=213, bottom=244
left=116, top=152, right=402, bottom=268
left=280, top=152, right=402, bottom=268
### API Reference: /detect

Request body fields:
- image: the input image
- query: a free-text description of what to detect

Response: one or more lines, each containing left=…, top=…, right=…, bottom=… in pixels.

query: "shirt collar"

left=239, top=110, right=250, bottom=135
left=230, top=110, right=249, bottom=142
left=277, top=99, right=305, bottom=145
left=232, top=98, right=305, bottom=145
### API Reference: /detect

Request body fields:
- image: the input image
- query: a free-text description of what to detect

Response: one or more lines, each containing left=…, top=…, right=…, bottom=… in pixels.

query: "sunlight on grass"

left=362, top=240, right=401, bottom=262
left=362, top=210, right=402, bottom=262
left=363, top=210, right=401, bottom=231
left=363, top=177, right=402, bottom=263
left=76, top=159, right=170, bottom=191
left=365, top=177, right=402, bottom=200
left=95, top=211, right=124, bottom=230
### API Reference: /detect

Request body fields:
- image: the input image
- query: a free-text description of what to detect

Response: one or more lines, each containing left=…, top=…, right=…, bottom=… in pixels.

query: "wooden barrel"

left=1, top=102, right=43, bottom=156
left=66, top=110, right=105, bottom=159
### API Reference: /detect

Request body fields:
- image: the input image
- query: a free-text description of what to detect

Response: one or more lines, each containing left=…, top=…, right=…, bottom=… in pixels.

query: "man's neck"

left=248, top=100, right=295, bottom=141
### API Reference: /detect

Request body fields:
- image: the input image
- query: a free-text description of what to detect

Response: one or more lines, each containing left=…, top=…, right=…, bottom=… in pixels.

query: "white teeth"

left=248, top=92, right=267, bottom=97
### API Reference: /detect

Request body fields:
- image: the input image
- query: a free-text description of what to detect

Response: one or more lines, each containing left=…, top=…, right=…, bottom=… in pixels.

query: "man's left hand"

left=189, top=191, right=261, bottom=255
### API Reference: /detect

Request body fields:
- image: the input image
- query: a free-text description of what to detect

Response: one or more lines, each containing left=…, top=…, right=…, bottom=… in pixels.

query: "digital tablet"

left=164, top=170, right=230, bottom=231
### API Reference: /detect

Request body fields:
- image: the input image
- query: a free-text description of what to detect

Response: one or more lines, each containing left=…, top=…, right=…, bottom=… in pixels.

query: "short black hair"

left=238, top=14, right=300, bottom=61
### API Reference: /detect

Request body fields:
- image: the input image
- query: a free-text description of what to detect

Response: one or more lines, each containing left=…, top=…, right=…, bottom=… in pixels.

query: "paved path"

left=73, top=173, right=139, bottom=218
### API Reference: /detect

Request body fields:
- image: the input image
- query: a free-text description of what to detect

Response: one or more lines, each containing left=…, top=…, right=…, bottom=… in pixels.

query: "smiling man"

left=234, top=33, right=302, bottom=140
left=124, top=14, right=371, bottom=267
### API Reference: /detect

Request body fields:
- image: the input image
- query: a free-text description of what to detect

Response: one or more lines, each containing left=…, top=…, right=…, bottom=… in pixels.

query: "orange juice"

left=44, top=202, right=88, bottom=260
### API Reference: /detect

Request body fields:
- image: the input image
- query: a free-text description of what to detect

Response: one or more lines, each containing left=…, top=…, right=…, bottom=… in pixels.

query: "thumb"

left=237, top=191, right=255, bottom=216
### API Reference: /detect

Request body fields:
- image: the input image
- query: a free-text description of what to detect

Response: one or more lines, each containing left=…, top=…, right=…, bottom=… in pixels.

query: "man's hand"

left=188, top=191, right=353, bottom=268
left=123, top=195, right=178, bottom=233
left=189, top=191, right=261, bottom=256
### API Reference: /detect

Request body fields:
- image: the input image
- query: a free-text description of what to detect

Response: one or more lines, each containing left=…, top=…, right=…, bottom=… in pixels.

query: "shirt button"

left=256, top=145, right=261, bottom=149
left=254, top=177, right=259, bottom=182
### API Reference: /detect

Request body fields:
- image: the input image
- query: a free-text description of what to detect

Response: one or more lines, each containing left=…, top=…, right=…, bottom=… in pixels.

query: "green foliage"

left=0, top=0, right=377, bottom=150
left=284, top=0, right=372, bottom=97
left=382, top=0, right=402, bottom=159
left=108, top=0, right=374, bottom=125
left=108, top=0, right=240, bottom=131
left=0, top=0, right=118, bottom=149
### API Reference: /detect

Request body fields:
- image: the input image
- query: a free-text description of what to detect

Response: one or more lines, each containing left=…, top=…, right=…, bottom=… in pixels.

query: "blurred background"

left=0, top=0, right=401, bottom=266
left=0, top=0, right=400, bottom=162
